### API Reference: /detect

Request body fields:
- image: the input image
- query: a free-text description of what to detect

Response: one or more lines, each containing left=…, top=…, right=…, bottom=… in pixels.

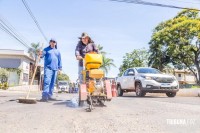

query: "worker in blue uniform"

left=40, top=38, right=62, bottom=102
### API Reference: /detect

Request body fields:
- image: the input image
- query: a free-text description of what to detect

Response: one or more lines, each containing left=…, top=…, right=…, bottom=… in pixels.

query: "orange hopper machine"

left=79, top=53, right=112, bottom=112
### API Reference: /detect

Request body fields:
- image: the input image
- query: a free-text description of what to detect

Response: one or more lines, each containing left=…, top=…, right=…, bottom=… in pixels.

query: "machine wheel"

left=79, top=99, right=84, bottom=107
left=166, top=92, right=176, bottom=97
left=117, top=85, right=123, bottom=97
left=79, top=90, right=84, bottom=107
left=135, top=82, right=146, bottom=97
left=79, top=100, right=84, bottom=107
left=87, top=96, right=93, bottom=112
left=89, top=96, right=93, bottom=112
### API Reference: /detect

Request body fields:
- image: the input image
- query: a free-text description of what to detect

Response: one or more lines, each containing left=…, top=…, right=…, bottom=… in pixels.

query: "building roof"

left=0, top=49, right=35, bottom=62
left=174, top=69, right=194, bottom=73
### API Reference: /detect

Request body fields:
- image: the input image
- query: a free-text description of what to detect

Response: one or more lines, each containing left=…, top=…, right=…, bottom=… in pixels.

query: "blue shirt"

left=42, top=46, right=62, bottom=70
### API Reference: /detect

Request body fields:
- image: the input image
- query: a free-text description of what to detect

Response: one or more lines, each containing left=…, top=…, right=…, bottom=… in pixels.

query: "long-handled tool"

left=18, top=44, right=43, bottom=104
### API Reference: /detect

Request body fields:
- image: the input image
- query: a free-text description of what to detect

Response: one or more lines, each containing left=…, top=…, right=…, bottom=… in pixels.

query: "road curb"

left=0, top=89, right=40, bottom=94
left=7, top=85, right=40, bottom=92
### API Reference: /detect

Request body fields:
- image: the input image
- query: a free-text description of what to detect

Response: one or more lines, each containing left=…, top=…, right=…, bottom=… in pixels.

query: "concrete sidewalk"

left=177, top=89, right=200, bottom=97
left=149, top=89, right=200, bottom=97
left=6, top=85, right=40, bottom=92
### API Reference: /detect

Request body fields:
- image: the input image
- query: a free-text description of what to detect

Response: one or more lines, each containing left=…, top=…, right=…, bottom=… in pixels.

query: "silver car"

left=117, top=67, right=179, bottom=97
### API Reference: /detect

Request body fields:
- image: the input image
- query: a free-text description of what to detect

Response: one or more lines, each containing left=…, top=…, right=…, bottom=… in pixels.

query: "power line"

left=0, top=15, right=30, bottom=46
left=0, top=25, right=30, bottom=49
left=0, top=16, right=31, bottom=49
left=109, top=0, right=200, bottom=11
left=0, top=23, right=31, bottom=49
left=114, top=0, right=200, bottom=11
left=161, top=0, right=200, bottom=5
left=21, top=0, right=48, bottom=42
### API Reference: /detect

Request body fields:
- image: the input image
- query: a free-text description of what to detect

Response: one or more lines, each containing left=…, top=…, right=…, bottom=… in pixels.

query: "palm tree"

left=97, top=44, right=116, bottom=75
left=101, top=56, right=116, bottom=75
left=28, top=43, right=41, bottom=80
left=28, top=43, right=41, bottom=62
left=97, top=44, right=106, bottom=55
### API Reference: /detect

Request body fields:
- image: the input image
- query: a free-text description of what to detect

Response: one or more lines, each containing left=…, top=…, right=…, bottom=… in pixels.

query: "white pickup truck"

left=57, top=81, right=70, bottom=93
left=116, top=67, right=179, bottom=97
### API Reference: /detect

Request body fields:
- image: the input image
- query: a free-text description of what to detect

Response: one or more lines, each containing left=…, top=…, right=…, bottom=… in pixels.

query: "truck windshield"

left=59, top=82, right=68, bottom=85
left=136, top=68, right=161, bottom=74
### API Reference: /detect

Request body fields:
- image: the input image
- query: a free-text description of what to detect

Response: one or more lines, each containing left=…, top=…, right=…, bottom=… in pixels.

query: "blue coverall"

left=41, top=46, right=62, bottom=100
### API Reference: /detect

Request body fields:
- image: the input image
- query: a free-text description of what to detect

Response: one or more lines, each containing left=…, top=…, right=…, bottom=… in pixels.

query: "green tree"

left=149, top=9, right=200, bottom=84
left=119, top=48, right=149, bottom=76
left=97, top=45, right=116, bottom=75
left=0, top=68, right=9, bottom=89
left=57, top=73, right=70, bottom=81
left=0, top=68, right=9, bottom=82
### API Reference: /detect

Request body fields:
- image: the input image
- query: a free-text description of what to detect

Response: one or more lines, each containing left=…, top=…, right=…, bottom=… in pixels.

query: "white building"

left=0, top=49, right=35, bottom=85
left=164, top=68, right=197, bottom=84
left=174, top=69, right=197, bottom=84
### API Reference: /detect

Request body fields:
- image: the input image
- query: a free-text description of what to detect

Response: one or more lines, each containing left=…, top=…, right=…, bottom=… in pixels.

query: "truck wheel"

left=117, top=85, right=123, bottom=97
left=166, top=92, right=176, bottom=97
left=135, top=82, right=145, bottom=97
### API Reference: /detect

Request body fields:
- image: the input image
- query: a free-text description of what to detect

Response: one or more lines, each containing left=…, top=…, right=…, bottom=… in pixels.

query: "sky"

left=0, top=0, right=200, bottom=81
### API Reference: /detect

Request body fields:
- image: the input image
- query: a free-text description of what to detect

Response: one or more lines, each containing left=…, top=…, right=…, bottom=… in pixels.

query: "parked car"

left=116, top=67, right=179, bottom=97
left=57, top=81, right=69, bottom=93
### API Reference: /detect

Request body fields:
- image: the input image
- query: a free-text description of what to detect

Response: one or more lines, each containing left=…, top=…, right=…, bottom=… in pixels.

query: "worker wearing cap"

left=75, top=33, right=98, bottom=83
left=40, top=38, right=62, bottom=102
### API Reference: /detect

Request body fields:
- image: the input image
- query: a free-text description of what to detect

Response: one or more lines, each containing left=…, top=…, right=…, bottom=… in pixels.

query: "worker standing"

left=39, top=38, right=62, bottom=102
left=75, top=32, right=98, bottom=83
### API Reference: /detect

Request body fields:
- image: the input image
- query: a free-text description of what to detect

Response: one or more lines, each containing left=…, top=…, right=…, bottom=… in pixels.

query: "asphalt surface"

left=0, top=90, right=200, bottom=133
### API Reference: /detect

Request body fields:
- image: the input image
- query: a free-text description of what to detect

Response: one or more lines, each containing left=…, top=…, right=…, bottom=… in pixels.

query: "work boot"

left=39, top=99, right=49, bottom=102
left=49, top=97, right=57, bottom=101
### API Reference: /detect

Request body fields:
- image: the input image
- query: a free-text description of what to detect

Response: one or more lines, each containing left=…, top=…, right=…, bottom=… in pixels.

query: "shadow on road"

left=53, top=101, right=68, bottom=105
left=0, top=96, right=8, bottom=97
left=122, top=95, right=168, bottom=98
left=53, top=99, right=80, bottom=108
left=121, top=92, right=169, bottom=98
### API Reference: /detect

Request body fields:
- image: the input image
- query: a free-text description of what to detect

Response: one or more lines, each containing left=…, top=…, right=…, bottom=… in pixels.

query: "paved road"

left=0, top=90, right=200, bottom=133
